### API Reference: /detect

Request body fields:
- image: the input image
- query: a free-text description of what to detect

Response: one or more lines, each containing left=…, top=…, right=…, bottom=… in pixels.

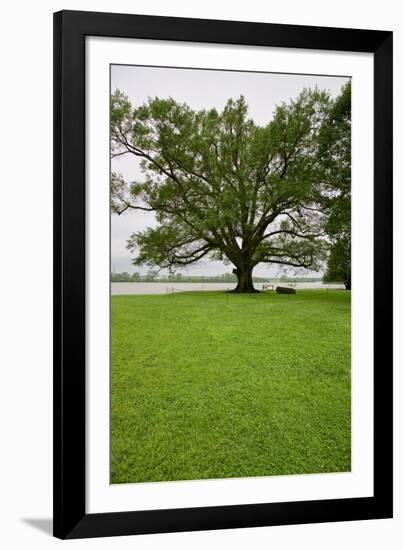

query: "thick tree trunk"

left=232, top=265, right=258, bottom=293
left=344, top=276, right=351, bottom=290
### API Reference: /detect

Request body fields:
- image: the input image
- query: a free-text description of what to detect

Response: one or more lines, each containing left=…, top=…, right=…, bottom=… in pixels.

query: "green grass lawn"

left=111, top=289, right=351, bottom=484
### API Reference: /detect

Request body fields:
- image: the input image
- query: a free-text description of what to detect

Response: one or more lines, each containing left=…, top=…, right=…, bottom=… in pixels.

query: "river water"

left=111, top=281, right=344, bottom=295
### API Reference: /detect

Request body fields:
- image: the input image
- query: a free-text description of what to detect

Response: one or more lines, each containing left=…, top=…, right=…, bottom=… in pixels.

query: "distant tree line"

left=111, top=272, right=322, bottom=284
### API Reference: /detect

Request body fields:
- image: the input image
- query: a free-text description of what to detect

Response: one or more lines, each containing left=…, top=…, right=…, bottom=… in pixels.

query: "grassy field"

left=111, top=289, right=351, bottom=484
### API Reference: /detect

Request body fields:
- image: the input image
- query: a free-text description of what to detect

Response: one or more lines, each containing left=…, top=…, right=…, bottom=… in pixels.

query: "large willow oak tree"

left=111, top=88, right=333, bottom=292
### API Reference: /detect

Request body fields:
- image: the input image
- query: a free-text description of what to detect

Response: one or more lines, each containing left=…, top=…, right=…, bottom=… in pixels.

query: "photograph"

left=110, top=64, right=352, bottom=485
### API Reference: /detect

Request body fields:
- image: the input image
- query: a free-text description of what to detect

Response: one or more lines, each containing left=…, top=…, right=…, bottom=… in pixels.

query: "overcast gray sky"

left=111, top=65, right=349, bottom=277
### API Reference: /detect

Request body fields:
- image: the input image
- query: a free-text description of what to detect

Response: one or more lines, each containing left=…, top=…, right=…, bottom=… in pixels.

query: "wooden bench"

left=262, top=284, right=274, bottom=291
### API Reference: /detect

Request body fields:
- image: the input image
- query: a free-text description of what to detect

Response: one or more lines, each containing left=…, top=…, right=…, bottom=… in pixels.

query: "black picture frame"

left=53, top=9, right=393, bottom=539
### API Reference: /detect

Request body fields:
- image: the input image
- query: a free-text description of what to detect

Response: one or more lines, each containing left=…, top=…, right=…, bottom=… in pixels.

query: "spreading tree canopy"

left=111, top=87, right=346, bottom=292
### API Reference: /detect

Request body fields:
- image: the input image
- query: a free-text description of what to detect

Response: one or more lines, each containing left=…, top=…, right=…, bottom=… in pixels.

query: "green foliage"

left=318, top=81, right=351, bottom=289
left=318, top=81, right=351, bottom=240
left=111, top=290, right=351, bottom=483
left=323, top=239, right=351, bottom=289
left=110, top=88, right=343, bottom=290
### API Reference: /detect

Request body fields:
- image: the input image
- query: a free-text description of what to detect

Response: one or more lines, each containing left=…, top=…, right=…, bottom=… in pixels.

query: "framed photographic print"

left=53, top=10, right=393, bottom=539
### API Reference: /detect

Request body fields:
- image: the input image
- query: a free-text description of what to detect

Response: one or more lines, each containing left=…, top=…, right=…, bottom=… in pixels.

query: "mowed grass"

left=111, top=289, right=351, bottom=484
